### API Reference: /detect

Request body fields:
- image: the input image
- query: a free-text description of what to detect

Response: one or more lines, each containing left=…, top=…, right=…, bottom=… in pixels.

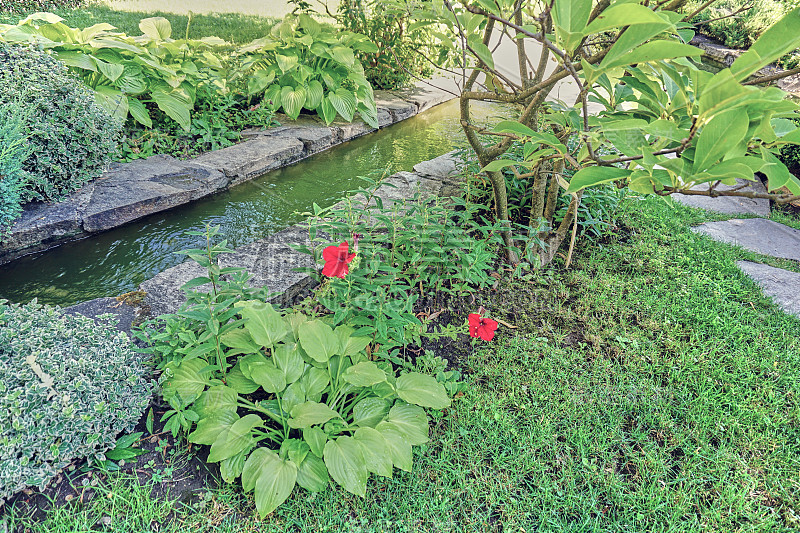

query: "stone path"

left=671, top=178, right=770, bottom=216
left=681, top=178, right=800, bottom=319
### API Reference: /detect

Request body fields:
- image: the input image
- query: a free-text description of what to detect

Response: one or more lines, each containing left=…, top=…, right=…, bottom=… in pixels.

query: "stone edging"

left=63, top=152, right=462, bottom=332
left=691, top=34, right=800, bottom=95
left=0, top=84, right=455, bottom=266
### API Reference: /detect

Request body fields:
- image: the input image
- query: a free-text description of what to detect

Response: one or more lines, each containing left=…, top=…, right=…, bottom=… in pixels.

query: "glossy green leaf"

left=289, top=402, right=340, bottom=429
left=353, top=397, right=391, bottom=428
left=305, top=79, right=324, bottom=109
left=395, top=373, right=450, bottom=409
left=329, top=46, right=355, bottom=68
left=253, top=451, right=297, bottom=517
left=303, top=426, right=328, bottom=458
left=324, top=436, right=367, bottom=497
left=194, top=385, right=238, bottom=419
left=693, top=109, right=748, bottom=173
left=385, top=402, right=429, bottom=445
left=188, top=410, right=238, bottom=446
left=760, top=146, right=800, bottom=194
left=730, top=7, right=800, bottom=81
left=602, top=41, right=702, bottom=69
left=236, top=301, right=287, bottom=349
left=343, top=361, right=386, bottom=387
left=127, top=97, right=152, bottom=128
left=299, top=320, right=338, bottom=363
left=582, top=4, right=669, bottom=35
left=151, top=83, right=192, bottom=131
left=248, top=360, right=286, bottom=394
left=567, top=166, right=631, bottom=193
left=354, top=427, right=393, bottom=477
left=375, top=422, right=412, bottom=472
left=226, top=363, right=260, bottom=394
left=319, top=96, right=337, bottom=124
left=139, top=17, right=172, bottom=40
left=328, top=89, right=356, bottom=122
left=220, top=448, right=248, bottom=483
left=296, top=452, right=329, bottom=491
left=207, top=413, right=262, bottom=463
left=161, top=358, right=211, bottom=407
left=281, top=85, right=306, bottom=119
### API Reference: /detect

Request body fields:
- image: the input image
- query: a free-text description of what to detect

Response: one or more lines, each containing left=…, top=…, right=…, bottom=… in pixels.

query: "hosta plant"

left=233, top=14, right=380, bottom=127
left=160, top=300, right=451, bottom=516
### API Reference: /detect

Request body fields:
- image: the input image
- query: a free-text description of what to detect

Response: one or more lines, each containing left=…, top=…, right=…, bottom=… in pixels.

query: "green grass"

left=7, top=197, right=800, bottom=532
left=0, top=3, right=279, bottom=43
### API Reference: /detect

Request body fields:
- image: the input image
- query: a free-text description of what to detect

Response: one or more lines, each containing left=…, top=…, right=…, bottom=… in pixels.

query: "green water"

left=0, top=100, right=503, bottom=307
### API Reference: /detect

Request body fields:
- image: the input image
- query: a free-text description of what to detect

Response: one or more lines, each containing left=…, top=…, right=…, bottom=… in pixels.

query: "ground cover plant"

left=0, top=299, right=151, bottom=504
left=0, top=102, right=30, bottom=233
left=6, top=195, right=800, bottom=531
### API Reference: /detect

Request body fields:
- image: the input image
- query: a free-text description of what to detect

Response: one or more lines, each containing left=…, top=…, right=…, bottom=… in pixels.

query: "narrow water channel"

left=0, top=100, right=504, bottom=307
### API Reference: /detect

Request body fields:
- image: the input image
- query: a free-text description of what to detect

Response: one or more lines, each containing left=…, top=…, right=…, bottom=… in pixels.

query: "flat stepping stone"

left=691, top=218, right=800, bottom=261
left=737, top=261, right=800, bottom=318
left=672, top=178, right=770, bottom=216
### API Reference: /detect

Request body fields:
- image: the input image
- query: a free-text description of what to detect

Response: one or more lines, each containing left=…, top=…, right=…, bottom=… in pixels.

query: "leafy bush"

left=137, top=227, right=452, bottom=517
left=0, top=0, right=86, bottom=13
left=0, top=44, right=121, bottom=201
left=234, top=14, right=379, bottom=126
left=334, top=0, right=443, bottom=90
left=295, top=178, right=498, bottom=357
left=0, top=300, right=151, bottom=502
left=0, top=102, right=30, bottom=233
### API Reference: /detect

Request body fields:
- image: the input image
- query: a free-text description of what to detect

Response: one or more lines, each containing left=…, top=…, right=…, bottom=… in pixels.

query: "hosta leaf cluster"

left=158, top=299, right=450, bottom=517
left=0, top=43, right=121, bottom=202
left=0, top=13, right=377, bottom=131
left=0, top=300, right=151, bottom=502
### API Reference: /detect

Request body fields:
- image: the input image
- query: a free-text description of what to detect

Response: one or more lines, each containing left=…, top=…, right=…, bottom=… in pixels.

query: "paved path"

left=683, top=179, right=800, bottom=318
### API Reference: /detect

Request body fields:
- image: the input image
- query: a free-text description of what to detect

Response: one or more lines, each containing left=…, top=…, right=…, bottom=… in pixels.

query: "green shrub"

left=0, top=44, right=121, bottom=201
left=0, top=300, right=151, bottom=502
left=0, top=0, right=86, bottom=13
left=0, top=102, right=30, bottom=233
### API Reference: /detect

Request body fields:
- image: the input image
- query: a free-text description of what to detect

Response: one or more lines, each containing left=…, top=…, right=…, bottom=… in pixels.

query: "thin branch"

left=682, top=0, right=723, bottom=22
left=386, top=47, right=461, bottom=97
left=743, top=65, right=800, bottom=86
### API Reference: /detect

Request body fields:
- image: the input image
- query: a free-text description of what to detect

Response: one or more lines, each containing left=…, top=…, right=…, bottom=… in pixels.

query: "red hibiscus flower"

left=468, top=313, right=498, bottom=341
left=322, top=241, right=356, bottom=278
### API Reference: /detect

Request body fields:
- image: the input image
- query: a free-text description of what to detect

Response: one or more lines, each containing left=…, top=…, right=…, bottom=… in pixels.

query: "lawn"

left=7, top=195, right=799, bottom=532
left=0, top=3, right=281, bottom=43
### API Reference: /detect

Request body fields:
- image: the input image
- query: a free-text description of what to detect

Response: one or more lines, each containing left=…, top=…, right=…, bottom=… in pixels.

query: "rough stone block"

left=330, top=119, right=376, bottom=143
left=64, top=296, right=144, bottom=337
left=691, top=218, right=800, bottom=261
left=393, top=83, right=455, bottom=113
left=82, top=156, right=228, bottom=233
left=413, top=151, right=462, bottom=183
left=374, top=90, right=418, bottom=122
left=737, top=261, right=800, bottom=318
left=193, top=137, right=304, bottom=185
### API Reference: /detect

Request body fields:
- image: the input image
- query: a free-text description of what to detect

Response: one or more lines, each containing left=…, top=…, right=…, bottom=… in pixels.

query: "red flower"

left=322, top=241, right=356, bottom=278
left=468, top=313, right=498, bottom=341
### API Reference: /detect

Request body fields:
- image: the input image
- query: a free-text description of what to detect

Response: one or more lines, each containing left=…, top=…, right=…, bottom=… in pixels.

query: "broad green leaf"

left=273, top=343, right=305, bottom=384
left=127, top=97, right=152, bottom=128
left=493, top=120, right=536, bottom=138
left=247, top=69, right=275, bottom=96
left=281, top=85, right=306, bottom=120
left=276, top=53, right=299, bottom=73
left=730, top=7, right=800, bottom=81
left=194, top=385, right=238, bottom=419
left=55, top=50, right=97, bottom=72
left=248, top=360, right=286, bottom=394
left=328, top=89, right=356, bottom=122
left=254, top=452, right=297, bottom=517
left=643, top=119, right=684, bottom=142
left=602, top=41, right=702, bottom=69
left=385, top=402, right=429, bottom=445
left=298, top=13, right=321, bottom=37
left=467, top=34, right=494, bottom=69
left=93, top=86, right=128, bottom=123
left=300, top=367, right=330, bottom=401
left=693, top=109, right=748, bottom=173
left=760, top=146, right=800, bottom=194
left=220, top=448, right=248, bottom=483
left=481, top=160, right=518, bottom=173
left=225, top=363, right=260, bottom=394
left=242, top=447, right=271, bottom=492
left=582, top=4, right=669, bottom=35
left=289, top=402, right=340, bottom=428
left=303, top=426, right=328, bottom=458
left=319, top=96, right=337, bottom=124
left=237, top=301, right=288, bottom=349
left=566, top=166, right=631, bottom=193
left=208, top=413, right=262, bottom=463
left=335, top=326, right=371, bottom=356
left=151, top=83, right=192, bottom=131
left=299, top=320, right=338, bottom=363
left=188, top=410, right=238, bottom=445
left=343, top=361, right=386, bottom=387
left=305, top=79, right=324, bottom=109
left=161, top=358, right=210, bottom=407
left=296, top=453, right=329, bottom=491
left=329, top=46, right=355, bottom=68
left=375, top=422, right=412, bottom=472
left=354, top=427, right=393, bottom=477
left=220, top=328, right=260, bottom=352
left=353, top=398, right=391, bottom=428
left=324, top=437, right=367, bottom=497
left=552, top=0, right=592, bottom=52
left=94, top=58, right=124, bottom=82
left=139, top=17, right=171, bottom=40
left=395, top=373, right=450, bottom=409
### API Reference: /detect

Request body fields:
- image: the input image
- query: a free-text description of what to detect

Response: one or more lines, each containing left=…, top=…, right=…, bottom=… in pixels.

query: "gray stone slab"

left=691, top=218, right=800, bottom=261
left=392, top=84, right=455, bottom=113
left=374, top=90, right=418, bottom=122
left=64, top=296, right=143, bottom=337
left=193, top=136, right=304, bottom=185
left=329, top=119, right=376, bottom=143
left=140, top=225, right=315, bottom=316
left=671, top=178, right=771, bottom=216
left=0, top=197, right=85, bottom=264
left=737, top=261, right=800, bottom=318
left=413, top=151, right=461, bottom=182
left=377, top=108, right=392, bottom=128
left=82, top=156, right=228, bottom=233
